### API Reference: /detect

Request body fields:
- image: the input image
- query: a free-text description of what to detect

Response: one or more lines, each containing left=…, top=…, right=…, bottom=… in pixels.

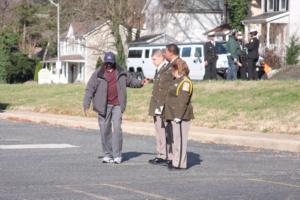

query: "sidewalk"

left=1, top=110, right=299, bottom=153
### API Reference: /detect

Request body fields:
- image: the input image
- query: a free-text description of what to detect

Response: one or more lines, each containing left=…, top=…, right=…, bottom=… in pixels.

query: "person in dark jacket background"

left=204, top=32, right=218, bottom=80
left=83, top=52, right=148, bottom=164
left=246, top=29, right=260, bottom=80
left=226, top=30, right=241, bottom=80
left=237, top=32, right=248, bottom=80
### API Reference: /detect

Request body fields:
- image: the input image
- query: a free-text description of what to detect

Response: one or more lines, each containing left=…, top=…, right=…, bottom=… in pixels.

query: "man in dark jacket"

left=226, top=30, right=241, bottom=80
left=204, top=32, right=218, bottom=80
left=83, top=52, right=147, bottom=164
left=246, top=29, right=260, bottom=80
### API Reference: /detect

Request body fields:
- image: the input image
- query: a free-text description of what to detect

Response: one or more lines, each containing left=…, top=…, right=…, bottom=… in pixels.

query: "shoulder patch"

left=182, top=82, right=190, bottom=92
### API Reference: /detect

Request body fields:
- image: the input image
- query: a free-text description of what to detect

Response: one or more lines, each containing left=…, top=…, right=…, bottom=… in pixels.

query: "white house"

left=141, top=0, right=225, bottom=43
left=242, top=0, right=300, bottom=57
left=39, top=20, right=131, bottom=84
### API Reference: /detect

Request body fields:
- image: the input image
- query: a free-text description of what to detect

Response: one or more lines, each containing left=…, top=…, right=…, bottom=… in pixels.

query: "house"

left=140, top=0, right=225, bottom=43
left=39, top=20, right=131, bottom=84
left=242, top=0, right=300, bottom=58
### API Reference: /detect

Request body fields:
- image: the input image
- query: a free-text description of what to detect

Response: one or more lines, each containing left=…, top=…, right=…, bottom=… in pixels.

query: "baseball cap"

left=104, top=52, right=116, bottom=64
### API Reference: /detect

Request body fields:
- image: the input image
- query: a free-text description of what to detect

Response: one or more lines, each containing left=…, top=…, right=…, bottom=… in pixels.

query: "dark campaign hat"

left=104, top=52, right=116, bottom=64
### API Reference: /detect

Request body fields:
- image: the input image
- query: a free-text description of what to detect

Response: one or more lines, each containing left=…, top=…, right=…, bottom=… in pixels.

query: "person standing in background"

left=204, top=32, right=218, bottom=80
left=246, top=29, right=260, bottom=80
left=226, top=30, right=241, bottom=80
left=237, top=32, right=248, bottom=80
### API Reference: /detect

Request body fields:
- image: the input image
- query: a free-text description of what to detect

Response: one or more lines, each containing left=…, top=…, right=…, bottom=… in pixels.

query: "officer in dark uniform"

left=204, top=32, right=218, bottom=80
left=246, top=29, right=260, bottom=80
left=163, top=62, right=194, bottom=170
left=237, top=33, right=248, bottom=80
left=148, top=49, right=169, bottom=165
left=148, top=46, right=175, bottom=165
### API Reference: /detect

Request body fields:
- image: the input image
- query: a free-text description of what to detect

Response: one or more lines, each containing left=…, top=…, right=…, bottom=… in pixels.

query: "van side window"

left=195, top=47, right=202, bottom=57
left=145, top=49, right=150, bottom=58
left=128, top=50, right=143, bottom=58
left=181, top=47, right=191, bottom=57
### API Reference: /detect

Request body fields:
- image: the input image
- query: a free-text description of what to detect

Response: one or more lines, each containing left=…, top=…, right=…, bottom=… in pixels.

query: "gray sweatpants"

left=98, top=105, right=123, bottom=158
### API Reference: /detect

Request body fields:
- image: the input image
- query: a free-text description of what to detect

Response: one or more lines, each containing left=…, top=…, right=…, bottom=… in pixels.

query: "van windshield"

left=216, top=42, right=228, bottom=54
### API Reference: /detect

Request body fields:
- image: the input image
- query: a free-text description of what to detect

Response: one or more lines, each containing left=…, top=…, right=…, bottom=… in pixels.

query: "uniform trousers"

left=98, top=105, right=123, bottom=158
left=169, top=120, right=190, bottom=169
left=153, top=115, right=170, bottom=160
left=204, top=60, right=217, bottom=80
left=247, top=58, right=258, bottom=80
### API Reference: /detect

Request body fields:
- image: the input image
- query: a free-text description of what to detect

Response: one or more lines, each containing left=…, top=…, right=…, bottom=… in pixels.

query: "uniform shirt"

left=204, top=41, right=218, bottom=63
left=246, top=37, right=259, bottom=59
left=163, top=76, right=194, bottom=121
left=104, top=68, right=119, bottom=105
left=148, top=62, right=169, bottom=116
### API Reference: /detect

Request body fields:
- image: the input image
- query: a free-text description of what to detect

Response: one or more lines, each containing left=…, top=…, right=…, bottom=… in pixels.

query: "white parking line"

left=101, top=183, right=175, bottom=200
left=248, top=179, right=300, bottom=189
left=0, top=144, right=79, bottom=150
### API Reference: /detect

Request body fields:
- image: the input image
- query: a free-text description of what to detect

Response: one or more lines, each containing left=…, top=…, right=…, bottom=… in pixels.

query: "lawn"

left=0, top=80, right=300, bottom=134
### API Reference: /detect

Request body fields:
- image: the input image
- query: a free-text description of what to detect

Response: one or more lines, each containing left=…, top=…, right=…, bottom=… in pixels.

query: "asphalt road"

left=0, top=120, right=299, bottom=200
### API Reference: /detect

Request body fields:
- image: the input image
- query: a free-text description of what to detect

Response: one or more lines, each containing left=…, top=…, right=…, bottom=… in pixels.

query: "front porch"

left=243, top=11, right=290, bottom=58
left=40, top=55, right=85, bottom=84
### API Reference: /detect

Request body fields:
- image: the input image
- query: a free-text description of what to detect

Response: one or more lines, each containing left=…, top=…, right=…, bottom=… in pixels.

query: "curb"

left=0, top=111, right=299, bottom=153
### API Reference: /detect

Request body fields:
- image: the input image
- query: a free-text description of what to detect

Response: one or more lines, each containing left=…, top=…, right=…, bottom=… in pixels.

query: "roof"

left=44, top=55, right=85, bottom=63
left=130, top=33, right=178, bottom=46
left=242, top=11, right=289, bottom=24
left=61, top=20, right=107, bottom=38
left=143, top=0, right=224, bottom=14
left=204, top=23, right=231, bottom=35
left=133, top=33, right=165, bottom=43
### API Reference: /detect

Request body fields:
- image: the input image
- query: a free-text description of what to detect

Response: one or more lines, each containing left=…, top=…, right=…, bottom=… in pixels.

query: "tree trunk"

left=22, top=23, right=26, bottom=52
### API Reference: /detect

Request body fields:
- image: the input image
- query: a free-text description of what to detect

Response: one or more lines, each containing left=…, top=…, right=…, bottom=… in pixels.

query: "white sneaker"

left=113, top=157, right=122, bottom=164
left=102, top=157, right=113, bottom=163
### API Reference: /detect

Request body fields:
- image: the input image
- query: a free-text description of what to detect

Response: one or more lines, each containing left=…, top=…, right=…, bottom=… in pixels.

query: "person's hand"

left=174, top=118, right=181, bottom=123
left=142, top=78, right=150, bottom=86
left=204, top=61, right=208, bottom=66
left=83, top=108, right=88, bottom=117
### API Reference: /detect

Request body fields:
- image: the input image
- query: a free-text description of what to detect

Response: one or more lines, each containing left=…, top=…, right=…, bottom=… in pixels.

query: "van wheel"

left=217, top=74, right=225, bottom=80
left=136, top=72, right=144, bottom=80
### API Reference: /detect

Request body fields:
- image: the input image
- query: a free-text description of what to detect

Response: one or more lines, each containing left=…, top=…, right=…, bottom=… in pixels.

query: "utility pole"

left=224, top=0, right=229, bottom=24
left=48, top=0, right=61, bottom=82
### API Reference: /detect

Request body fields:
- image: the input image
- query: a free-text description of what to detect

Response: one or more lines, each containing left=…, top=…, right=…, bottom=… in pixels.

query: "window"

left=268, top=0, right=274, bottom=11
left=145, top=49, right=150, bottom=58
left=128, top=50, right=143, bottom=58
left=280, top=0, right=287, bottom=10
left=194, top=47, right=202, bottom=57
left=181, top=47, right=191, bottom=57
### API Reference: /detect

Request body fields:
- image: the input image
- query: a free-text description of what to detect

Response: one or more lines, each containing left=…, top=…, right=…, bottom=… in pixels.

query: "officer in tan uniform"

left=163, top=60, right=194, bottom=170
left=148, top=49, right=170, bottom=165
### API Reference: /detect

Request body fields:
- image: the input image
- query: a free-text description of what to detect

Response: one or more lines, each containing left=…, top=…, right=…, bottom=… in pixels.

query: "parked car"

left=127, top=42, right=229, bottom=80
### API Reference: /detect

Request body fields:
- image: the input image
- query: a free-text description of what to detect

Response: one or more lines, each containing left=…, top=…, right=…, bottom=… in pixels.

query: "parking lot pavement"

left=0, top=119, right=299, bottom=200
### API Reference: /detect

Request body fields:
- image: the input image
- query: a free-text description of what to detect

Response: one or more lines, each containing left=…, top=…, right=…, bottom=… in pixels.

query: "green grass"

left=0, top=80, right=300, bottom=134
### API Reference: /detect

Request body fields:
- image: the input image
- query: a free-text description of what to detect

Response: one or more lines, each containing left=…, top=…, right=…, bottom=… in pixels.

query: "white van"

left=126, top=42, right=229, bottom=80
